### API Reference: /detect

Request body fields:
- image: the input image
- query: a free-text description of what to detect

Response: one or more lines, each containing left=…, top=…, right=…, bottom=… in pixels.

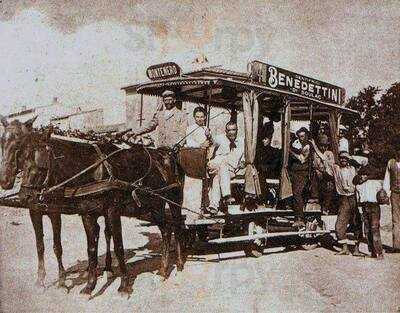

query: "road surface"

left=1, top=206, right=399, bottom=313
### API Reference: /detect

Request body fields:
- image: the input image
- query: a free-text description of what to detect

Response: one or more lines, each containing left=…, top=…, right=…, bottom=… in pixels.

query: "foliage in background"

left=342, top=82, right=400, bottom=175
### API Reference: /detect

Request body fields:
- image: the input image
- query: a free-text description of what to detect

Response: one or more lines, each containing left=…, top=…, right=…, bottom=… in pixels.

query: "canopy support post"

left=206, top=84, right=212, bottom=128
left=279, top=97, right=293, bottom=200
left=139, top=94, right=144, bottom=127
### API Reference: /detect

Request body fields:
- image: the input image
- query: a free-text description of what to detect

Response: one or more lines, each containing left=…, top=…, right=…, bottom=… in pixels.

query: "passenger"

left=185, top=106, right=212, bottom=148
left=125, top=90, right=188, bottom=149
left=289, top=127, right=311, bottom=227
left=353, top=159, right=384, bottom=260
left=312, top=148, right=363, bottom=256
left=383, top=139, right=400, bottom=253
left=182, top=107, right=212, bottom=222
left=207, top=121, right=245, bottom=215
left=255, top=121, right=282, bottom=204
left=309, top=134, right=335, bottom=212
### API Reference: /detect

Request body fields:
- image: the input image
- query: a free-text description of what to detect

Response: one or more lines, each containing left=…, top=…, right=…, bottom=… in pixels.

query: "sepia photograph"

left=0, top=1, right=399, bottom=312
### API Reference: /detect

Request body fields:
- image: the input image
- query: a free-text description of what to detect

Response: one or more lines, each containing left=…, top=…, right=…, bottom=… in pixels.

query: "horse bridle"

left=18, top=134, right=53, bottom=190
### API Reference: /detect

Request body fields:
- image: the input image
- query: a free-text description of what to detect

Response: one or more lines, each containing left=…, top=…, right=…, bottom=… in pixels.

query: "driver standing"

left=126, top=90, right=188, bottom=149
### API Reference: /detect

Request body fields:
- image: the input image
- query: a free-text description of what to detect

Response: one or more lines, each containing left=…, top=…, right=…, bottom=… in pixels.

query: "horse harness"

left=17, top=138, right=180, bottom=212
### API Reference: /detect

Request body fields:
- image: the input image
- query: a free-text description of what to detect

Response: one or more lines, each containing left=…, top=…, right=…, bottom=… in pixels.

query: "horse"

left=0, top=117, right=186, bottom=295
left=0, top=116, right=68, bottom=288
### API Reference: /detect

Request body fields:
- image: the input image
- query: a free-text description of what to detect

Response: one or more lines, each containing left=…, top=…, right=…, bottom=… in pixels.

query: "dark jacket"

left=256, top=144, right=282, bottom=179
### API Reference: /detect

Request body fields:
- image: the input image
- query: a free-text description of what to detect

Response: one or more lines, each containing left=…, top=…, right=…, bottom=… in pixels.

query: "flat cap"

left=339, top=151, right=351, bottom=159
left=162, top=89, right=175, bottom=97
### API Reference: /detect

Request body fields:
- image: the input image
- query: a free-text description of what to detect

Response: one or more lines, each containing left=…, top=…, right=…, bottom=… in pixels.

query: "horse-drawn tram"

left=0, top=60, right=359, bottom=294
left=123, top=60, right=359, bottom=254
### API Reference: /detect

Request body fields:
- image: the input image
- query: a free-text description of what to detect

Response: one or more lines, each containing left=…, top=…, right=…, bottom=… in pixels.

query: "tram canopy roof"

left=122, top=65, right=359, bottom=119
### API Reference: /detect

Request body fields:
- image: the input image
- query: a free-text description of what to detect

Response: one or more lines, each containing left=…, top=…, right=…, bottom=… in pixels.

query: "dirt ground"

left=1, top=206, right=399, bottom=313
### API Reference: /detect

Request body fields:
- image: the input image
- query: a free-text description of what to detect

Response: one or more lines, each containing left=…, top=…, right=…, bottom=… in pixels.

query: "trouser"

left=258, top=167, right=279, bottom=205
left=390, top=192, right=400, bottom=249
left=290, top=170, right=309, bottom=220
left=335, top=194, right=362, bottom=243
left=182, top=175, right=203, bottom=223
left=310, top=171, right=334, bottom=211
left=208, top=156, right=236, bottom=208
left=361, top=202, right=383, bottom=256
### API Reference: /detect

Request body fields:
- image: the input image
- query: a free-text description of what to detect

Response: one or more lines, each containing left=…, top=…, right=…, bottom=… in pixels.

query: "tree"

left=369, top=82, right=400, bottom=168
left=342, top=83, right=400, bottom=173
left=342, top=86, right=380, bottom=143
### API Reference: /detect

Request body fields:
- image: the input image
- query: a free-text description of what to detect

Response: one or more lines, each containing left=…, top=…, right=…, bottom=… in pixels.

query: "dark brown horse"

left=0, top=116, right=67, bottom=288
left=0, top=117, right=186, bottom=295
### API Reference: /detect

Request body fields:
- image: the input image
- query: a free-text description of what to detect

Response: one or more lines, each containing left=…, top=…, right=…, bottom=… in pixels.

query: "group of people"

left=122, top=89, right=400, bottom=260
left=123, top=90, right=245, bottom=221
left=277, top=123, right=400, bottom=260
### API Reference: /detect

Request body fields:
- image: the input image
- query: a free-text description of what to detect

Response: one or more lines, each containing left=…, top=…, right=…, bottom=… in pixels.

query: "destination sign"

left=250, top=61, right=345, bottom=105
left=146, top=62, right=181, bottom=80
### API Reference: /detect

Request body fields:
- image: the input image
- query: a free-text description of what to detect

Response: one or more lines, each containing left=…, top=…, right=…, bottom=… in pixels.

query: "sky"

left=0, top=0, right=399, bottom=123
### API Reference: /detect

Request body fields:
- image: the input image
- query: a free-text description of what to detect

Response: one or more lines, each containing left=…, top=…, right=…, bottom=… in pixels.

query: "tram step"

left=209, top=230, right=331, bottom=244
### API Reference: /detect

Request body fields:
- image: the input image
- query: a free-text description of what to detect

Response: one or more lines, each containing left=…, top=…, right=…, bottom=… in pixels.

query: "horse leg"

left=174, top=225, right=185, bottom=272
left=169, top=192, right=185, bottom=272
left=80, top=214, right=100, bottom=295
left=104, top=215, right=113, bottom=278
left=108, top=209, right=130, bottom=294
left=48, top=212, right=66, bottom=288
left=29, top=210, right=46, bottom=287
left=159, top=225, right=172, bottom=279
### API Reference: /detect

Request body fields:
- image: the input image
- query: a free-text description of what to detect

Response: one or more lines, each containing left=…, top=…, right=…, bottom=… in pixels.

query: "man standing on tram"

left=125, top=90, right=188, bottom=149
left=289, top=127, right=312, bottom=227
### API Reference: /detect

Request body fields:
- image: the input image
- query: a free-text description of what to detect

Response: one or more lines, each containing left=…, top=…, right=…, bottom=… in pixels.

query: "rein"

left=41, top=147, right=126, bottom=196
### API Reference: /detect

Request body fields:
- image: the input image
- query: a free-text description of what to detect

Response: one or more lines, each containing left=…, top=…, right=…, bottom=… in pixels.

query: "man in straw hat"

left=311, top=147, right=363, bottom=256
left=126, top=89, right=188, bottom=149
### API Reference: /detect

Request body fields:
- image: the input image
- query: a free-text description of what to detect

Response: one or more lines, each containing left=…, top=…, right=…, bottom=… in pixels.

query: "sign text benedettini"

left=250, top=60, right=345, bottom=105
left=146, top=62, right=181, bottom=81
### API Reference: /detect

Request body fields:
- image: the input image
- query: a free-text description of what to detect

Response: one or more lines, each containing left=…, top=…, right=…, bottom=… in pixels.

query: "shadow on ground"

left=55, top=229, right=339, bottom=298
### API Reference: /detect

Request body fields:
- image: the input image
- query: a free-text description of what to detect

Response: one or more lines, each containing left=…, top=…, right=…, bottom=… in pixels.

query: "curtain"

left=243, top=91, right=261, bottom=195
left=328, top=110, right=339, bottom=163
left=279, top=100, right=293, bottom=199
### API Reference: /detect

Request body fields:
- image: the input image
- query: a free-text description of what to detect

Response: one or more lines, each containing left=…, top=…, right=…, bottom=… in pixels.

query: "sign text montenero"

left=250, top=60, right=345, bottom=105
left=146, top=62, right=181, bottom=81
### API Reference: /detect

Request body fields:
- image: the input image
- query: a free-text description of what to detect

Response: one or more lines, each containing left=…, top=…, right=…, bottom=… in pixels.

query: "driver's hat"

left=162, top=90, right=175, bottom=97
